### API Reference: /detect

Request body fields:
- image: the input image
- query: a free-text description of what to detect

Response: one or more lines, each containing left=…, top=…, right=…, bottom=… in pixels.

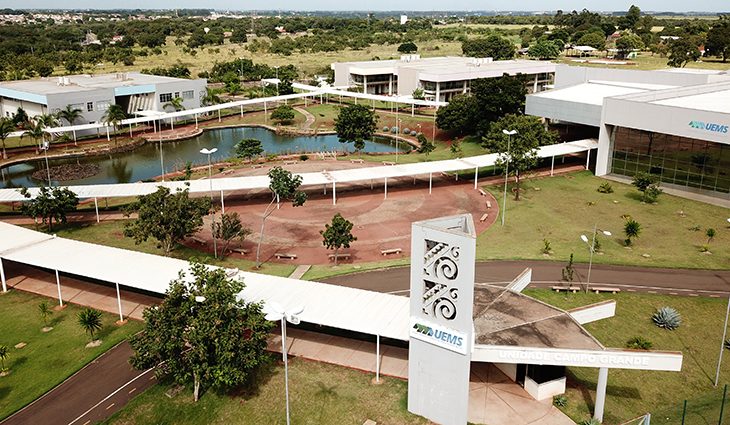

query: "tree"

left=528, top=39, right=561, bottom=59
left=706, top=16, right=730, bottom=62
left=130, top=262, right=272, bottom=402
left=577, top=32, right=607, bottom=51
left=561, top=253, right=575, bottom=284
left=12, top=107, right=29, bottom=128
left=255, top=167, right=307, bottom=267
left=667, top=38, right=702, bottom=68
left=334, top=104, right=378, bottom=154
left=0, top=345, right=8, bottom=373
left=21, top=120, right=45, bottom=150
left=57, top=104, right=84, bottom=126
left=397, top=41, right=418, bottom=53
left=435, top=94, right=478, bottom=136
left=201, top=87, right=222, bottom=106
left=77, top=308, right=103, bottom=342
left=270, top=104, right=295, bottom=125
left=470, top=75, right=527, bottom=134
left=624, top=219, right=641, bottom=246
left=412, top=88, right=425, bottom=100
left=213, top=212, right=252, bottom=255
left=615, top=33, right=644, bottom=58
left=0, top=118, right=13, bottom=159
left=462, top=35, right=516, bottom=60
left=619, top=5, right=642, bottom=30
left=450, top=139, right=464, bottom=158
left=38, top=301, right=53, bottom=328
left=632, top=171, right=662, bottom=202
left=123, top=186, right=211, bottom=256
left=320, top=213, right=357, bottom=266
left=163, top=97, right=185, bottom=112
left=482, top=114, right=558, bottom=200
left=707, top=228, right=717, bottom=245
left=18, top=186, right=79, bottom=231
left=235, top=138, right=264, bottom=161
left=102, top=104, right=127, bottom=144
left=417, top=133, right=435, bottom=156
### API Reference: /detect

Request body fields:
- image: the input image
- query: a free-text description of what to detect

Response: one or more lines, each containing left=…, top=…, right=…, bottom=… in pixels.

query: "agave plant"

left=652, top=307, right=681, bottom=330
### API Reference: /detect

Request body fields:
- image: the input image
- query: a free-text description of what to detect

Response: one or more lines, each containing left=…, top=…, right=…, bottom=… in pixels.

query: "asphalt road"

left=1, top=341, right=156, bottom=425
left=324, top=260, right=730, bottom=297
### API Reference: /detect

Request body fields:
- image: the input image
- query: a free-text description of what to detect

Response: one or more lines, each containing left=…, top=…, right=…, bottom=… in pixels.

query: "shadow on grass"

left=10, top=356, right=28, bottom=370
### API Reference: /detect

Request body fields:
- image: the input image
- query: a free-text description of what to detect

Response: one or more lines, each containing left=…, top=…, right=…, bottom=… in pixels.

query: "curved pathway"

left=293, top=107, right=316, bottom=129
left=323, top=260, right=730, bottom=296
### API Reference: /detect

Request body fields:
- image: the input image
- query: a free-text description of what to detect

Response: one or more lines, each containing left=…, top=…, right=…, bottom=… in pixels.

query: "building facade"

left=332, top=56, right=555, bottom=102
left=526, top=65, right=730, bottom=200
left=0, top=72, right=207, bottom=127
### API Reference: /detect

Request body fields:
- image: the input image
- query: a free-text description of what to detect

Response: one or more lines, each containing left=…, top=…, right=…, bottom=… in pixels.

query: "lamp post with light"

left=200, top=148, right=218, bottom=259
left=580, top=225, right=612, bottom=290
left=264, top=303, right=304, bottom=425
left=501, top=129, right=517, bottom=227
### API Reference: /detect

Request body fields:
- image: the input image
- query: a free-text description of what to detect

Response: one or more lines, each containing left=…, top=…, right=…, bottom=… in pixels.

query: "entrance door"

left=516, top=364, right=527, bottom=386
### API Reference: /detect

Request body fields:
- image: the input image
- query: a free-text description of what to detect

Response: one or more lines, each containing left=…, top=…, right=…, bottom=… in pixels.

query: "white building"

left=526, top=65, right=730, bottom=201
left=0, top=72, right=207, bottom=131
left=332, top=56, right=555, bottom=102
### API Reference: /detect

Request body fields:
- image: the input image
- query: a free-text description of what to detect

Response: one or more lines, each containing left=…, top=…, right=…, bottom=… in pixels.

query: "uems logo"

left=412, top=322, right=465, bottom=352
left=689, top=121, right=729, bottom=134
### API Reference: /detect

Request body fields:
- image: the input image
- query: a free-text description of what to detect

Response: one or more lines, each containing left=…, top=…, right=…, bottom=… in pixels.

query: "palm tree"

left=0, top=345, right=8, bottom=373
left=57, top=104, right=84, bottom=126
left=36, top=113, right=59, bottom=128
left=163, top=97, right=185, bottom=112
left=0, top=118, right=14, bottom=159
left=624, top=219, right=641, bottom=246
left=102, top=104, right=127, bottom=145
left=77, top=308, right=103, bottom=342
left=38, top=301, right=53, bottom=328
left=201, top=87, right=222, bottom=106
left=21, top=120, right=45, bottom=150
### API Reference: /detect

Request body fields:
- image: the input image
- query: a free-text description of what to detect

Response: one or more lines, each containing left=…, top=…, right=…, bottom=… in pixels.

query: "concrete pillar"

left=129, top=124, right=133, bottom=137
left=435, top=82, right=441, bottom=103
left=72, top=130, right=77, bottom=143
left=594, top=367, right=609, bottom=422
left=388, top=75, right=393, bottom=95
left=170, top=118, right=174, bottom=131
left=220, top=190, right=225, bottom=214
left=551, top=156, right=555, bottom=176
left=533, top=74, right=539, bottom=93
left=586, top=149, right=591, bottom=170
left=332, top=182, right=336, bottom=205
left=474, top=167, right=478, bottom=189
left=217, top=109, right=221, bottom=122
left=0, top=258, right=7, bottom=293
left=429, top=173, right=432, bottom=194
left=376, top=334, right=381, bottom=383
left=363, top=75, right=368, bottom=95
left=115, top=282, right=124, bottom=323
left=411, top=103, right=414, bottom=117
left=94, top=197, right=100, bottom=223
left=264, top=101, right=267, bottom=116
left=195, top=114, right=198, bottom=128
left=384, top=177, right=388, bottom=199
left=106, top=127, right=110, bottom=141
left=240, top=105, right=244, bottom=117
left=595, top=124, right=614, bottom=176
left=55, top=269, right=63, bottom=307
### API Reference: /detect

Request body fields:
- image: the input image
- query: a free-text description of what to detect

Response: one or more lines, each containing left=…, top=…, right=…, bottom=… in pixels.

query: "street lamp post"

left=580, top=224, right=612, bottom=290
left=265, top=303, right=304, bottom=425
left=501, top=129, right=517, bottom=227
left=396, top=118, right=402, bottom=163
left=200, top=148, right=218, bottom=259
left=41, top=141, right=51, bottom=187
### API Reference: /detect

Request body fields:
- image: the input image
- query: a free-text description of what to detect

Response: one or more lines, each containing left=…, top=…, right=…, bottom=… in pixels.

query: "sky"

left=1, top=1, right=728, bottom=12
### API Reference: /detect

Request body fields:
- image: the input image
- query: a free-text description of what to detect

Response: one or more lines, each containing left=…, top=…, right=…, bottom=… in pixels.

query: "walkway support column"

left=586, top=149, right=591, bottom=170
left=220, top=190, right=225, bottom=214
left=194, top=114, right=198, bottom=128
left=332, top=182, right=336, bottom=205
left=170, top=118, right=174, bottom=130
left=240, top=105, right=244, bottom=117
left=376, top=334, right=381, bottom=383
left=384, top=177, right=388, bottom=200
left=217, top=109, right=221, bottom=122
left=106, top=127, right=110, bottom=141
left=55, top=270, right=63, bottom=307
left=0, top=258, right=7, bottom=293
left=429, top=172, right=432, bottom=194
left=115, top=282, right=124, bottom=323
left=129, top=125, right=132, bottom=137
left=594, top=367, right=609, bottom=422
left=551, top=156, right=555, bottom=176
left=94, top=197, right=100, bottom=223
left=72, top=129, right=77, bottom=143
left=473, top=167, right=478, bottom=190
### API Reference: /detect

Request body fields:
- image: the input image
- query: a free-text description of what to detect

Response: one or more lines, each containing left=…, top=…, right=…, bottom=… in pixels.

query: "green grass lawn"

left=478, top=171, right=730, bottom=270
left=559, top=51, right=730, bottom=71
left=0, top=290, right=143, bottom=420
left=104, top=358, right=426, bottom=425
left=526, top=289, right=730, bottom=424
left=55, top=221, right=296, bottom=278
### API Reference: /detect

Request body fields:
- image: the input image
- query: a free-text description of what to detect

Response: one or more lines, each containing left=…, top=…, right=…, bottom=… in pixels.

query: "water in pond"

left=0, top=127, right=408, bottom=189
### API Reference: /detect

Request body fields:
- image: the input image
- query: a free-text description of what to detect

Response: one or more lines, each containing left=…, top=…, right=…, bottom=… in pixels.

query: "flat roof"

left=528, top=82, right=664, bottom=106
left=0, top=72, right=192, bottom=96
left=651, top=89, right=730, bottom=114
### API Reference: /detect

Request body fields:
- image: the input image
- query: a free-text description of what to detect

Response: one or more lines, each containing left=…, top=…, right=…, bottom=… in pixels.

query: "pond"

left=0, top=127, right=409, bottom=189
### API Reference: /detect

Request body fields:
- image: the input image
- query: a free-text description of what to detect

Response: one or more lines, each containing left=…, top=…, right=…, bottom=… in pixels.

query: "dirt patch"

left=32, top=163, right=101, bottom=182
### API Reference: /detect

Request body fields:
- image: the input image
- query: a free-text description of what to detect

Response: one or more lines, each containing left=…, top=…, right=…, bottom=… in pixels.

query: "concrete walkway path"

left=288, top=264, right=311, bottom=280
left=294, top=107, right=316, bottom=129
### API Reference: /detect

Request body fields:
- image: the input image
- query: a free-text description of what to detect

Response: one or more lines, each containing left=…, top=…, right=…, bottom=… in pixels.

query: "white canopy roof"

left=0, top=222, right=410, bottom=341
left=0, top=140, right=597, bottom=202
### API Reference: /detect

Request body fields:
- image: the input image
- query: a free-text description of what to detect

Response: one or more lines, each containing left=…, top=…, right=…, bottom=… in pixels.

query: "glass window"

left=95, top=101, right=110, bottom=112
left=86, top=102, right=93, bottom=112
left=182, top=90, right=194, bottom=99
left=159, top=93, right=173, bottom=103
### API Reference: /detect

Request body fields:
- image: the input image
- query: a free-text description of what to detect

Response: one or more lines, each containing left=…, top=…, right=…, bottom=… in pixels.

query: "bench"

left=479, top=213, right=489, bottom=223
left=284, top=160, right=298, bottom=165
left=191, top=236, right=206, bottom=244
left=221, top=169, right=234, bottom=175
left=382, top=161, right=395, bottom=166
left=328, top=253, right=351, bottom=261
left=232, top=248, right=249, bottom=255
left=486, top=200, right=492, bottom=209
left=381, top=248, right=402, bottom=256
left=478, top=188, right=487, bottom=196
left=251, top=164, right=264, bottom=169
left=275, top=253, right=298, bottom=260
left=350, top=159, right=364, bottom=164
left=552, top=286, right=580, bottom=293
left=591, top=286, right=621, bottom=294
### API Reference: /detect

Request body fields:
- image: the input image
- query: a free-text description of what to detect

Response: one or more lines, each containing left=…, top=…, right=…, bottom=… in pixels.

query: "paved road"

left=324, top=260, right=730, bottom=297
left=1, top=341, right=155, bottom=425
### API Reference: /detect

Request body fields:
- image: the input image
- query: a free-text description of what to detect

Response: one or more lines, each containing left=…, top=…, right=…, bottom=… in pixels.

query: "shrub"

left=299, top=154, right=309, bottom=161
left=597, top=182, right=614, bottom=193
left=553, top=394, right=568, bottom=407
left=581, top=419, right=601, bottom=425
left=542, top=239, right=551, bottom=255
left=390, top=126, right=398, bottom=134
left=624, top=219, right=641, bottom=246
left=410, top=130, right=417, bottom=136
left=688, top=224, right=701, bottom=231
left=403, top=127, right=411, bottom=134
left=724, top=339, right=730, bottom=350
left=626, top=336, right=653, bottom=350
left=382, top=126, right=390, bottom=132
left=652, top=307, right=681, bottom=330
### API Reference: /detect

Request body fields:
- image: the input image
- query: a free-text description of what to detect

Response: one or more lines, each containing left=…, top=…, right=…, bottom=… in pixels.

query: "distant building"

left=332, top=56, right=555, bottom=102
left=81, top=31, right=102, bottom=46
left=0, top=72, right=207, bottom=132
left=400, top=15, right=408, bottom=25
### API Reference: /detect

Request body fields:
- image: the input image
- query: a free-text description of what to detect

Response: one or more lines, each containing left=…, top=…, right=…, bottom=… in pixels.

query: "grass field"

left=0, top=290, right=143, bottom=420
left=478, top=170, right=730, bottom=270
left=55, top=221, right=296, bottom=278
left=526, top=289, right=730, bottom=424
left=104, top=357, right=426, bottom=425
left=559, top=51, right=730, bottom=71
